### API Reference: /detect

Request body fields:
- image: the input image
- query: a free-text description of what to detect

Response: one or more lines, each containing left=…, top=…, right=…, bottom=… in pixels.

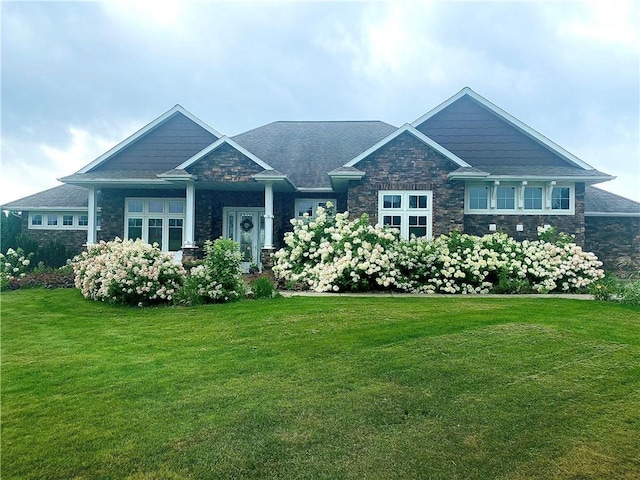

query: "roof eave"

left=585, top=211, right=640, bottom=217
left=456, top=174, right=615, bottom=183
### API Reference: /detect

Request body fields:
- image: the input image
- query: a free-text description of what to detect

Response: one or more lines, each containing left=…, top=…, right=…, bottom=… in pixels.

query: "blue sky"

left=1, top=0, right=639, bottom=204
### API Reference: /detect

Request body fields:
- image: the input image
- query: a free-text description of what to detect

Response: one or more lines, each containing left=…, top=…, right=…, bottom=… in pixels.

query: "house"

left=3, top=88, right=639, bottom=272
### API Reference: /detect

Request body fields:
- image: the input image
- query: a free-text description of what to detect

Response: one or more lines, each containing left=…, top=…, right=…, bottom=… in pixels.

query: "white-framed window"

left=465, top=183, right=574, bottom=215
left=28, top=211, right=91, bottom=230
left=496, top=187, right=515, bottom=210
left=124, top=198, right=186, bottom=251
left=468, top=186, right=488, bottom=210
left=378, top=190, right=432, bottom=239
left=551, top=187, right=571, bottom=210
left=294, top=198, right=336, bottom=218
left=524, top=187, right=543, bottom=210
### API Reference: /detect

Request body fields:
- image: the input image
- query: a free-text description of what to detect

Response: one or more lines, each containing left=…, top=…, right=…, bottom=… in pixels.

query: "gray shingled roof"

left=1, top=184, right=88, bottom=210
left=233, top=121, right=397, bottom=189
left=585, top=186, right=640, bottom=215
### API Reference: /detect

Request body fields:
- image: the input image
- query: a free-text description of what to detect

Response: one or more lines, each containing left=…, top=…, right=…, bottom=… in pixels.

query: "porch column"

left=263, top=182, right=274, bottom=250
left=184, top=182, right=196, bottom=247
left=86, top=186, right=96, bottom=245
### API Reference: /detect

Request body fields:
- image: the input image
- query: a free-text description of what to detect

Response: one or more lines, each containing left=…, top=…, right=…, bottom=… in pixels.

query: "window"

left=468, top=186, right=488, bottom=210
left=28, top=211, right=92, bottom=230
left=294, top=198, right=336, bottom=218
left=148, top=218, right=163, bottom=248
left=524, top=187, right=543, bottom=210
left=168, top=219, right=184, bottom=251
left=496, top=187, right=515, bottom=210
left=127, top=218, right=143, bottom=240
left=552, top=187, right=570, bottom=210
left=124, top=198, right=186, bottom=251
left=378, top=191, right=432, bottom=239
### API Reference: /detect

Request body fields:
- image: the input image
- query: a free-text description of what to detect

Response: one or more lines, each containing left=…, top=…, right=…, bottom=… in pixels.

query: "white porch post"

left=86, top=186, right=96, bottom=245
left=184, top=182, right=196, bottom=247
left=263, top=182, right=274, bottom=250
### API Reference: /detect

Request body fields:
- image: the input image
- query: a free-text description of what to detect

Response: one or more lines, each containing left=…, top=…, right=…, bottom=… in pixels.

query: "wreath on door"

left=240, top=218, right=254, bottom=232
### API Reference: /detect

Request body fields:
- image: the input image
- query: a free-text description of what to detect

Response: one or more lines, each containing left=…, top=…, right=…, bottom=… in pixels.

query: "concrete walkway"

left=280, top=291, right=593, bottom=300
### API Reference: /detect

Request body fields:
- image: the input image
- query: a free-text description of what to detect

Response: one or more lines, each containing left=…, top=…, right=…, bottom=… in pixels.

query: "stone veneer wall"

left=21, top=214, right=87, bottom=257
left=463, top=183, right=586, bottom=245
left=346, top=131, right=465, bottom=235
left=585, top=216, right=640, bottom=273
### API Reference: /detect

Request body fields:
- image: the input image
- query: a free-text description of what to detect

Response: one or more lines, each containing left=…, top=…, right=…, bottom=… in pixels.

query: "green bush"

left=250, top=276, right=279, bottom=299
left=175, top=238, right=245, bottom=305
left=618, top=280, right=640, bottom=305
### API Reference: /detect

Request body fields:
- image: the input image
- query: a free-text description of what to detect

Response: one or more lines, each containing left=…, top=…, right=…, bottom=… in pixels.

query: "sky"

left=1, top=0, right=639, bottom=206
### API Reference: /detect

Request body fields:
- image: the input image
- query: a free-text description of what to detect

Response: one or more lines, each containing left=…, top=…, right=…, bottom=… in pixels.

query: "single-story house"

left=3, top=87, right=639, bottom=272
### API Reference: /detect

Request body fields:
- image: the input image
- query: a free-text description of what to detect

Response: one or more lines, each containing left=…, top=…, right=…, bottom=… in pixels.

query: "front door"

left=223, top=208, right=265, bottom=272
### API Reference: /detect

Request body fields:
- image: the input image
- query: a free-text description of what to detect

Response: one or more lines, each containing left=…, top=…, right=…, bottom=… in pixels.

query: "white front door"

left=223, top=208, right=265, bottom=272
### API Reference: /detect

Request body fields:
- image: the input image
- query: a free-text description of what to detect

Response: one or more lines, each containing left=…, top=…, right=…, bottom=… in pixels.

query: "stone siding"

left=347, top=131, right=464, bottom=236
left=21, top=214, right=86, bottom=257
left=187, top=143, right=264, bottom=182
left=585, top=216, right=640, bottom=273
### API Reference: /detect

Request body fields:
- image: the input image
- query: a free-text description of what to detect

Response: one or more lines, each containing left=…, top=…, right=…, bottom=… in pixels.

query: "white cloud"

left=0, top=125, right=137, bottom=206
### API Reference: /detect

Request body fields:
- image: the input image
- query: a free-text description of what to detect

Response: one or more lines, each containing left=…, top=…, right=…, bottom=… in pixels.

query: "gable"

left=415, top=95, right=580, bottom=170
left=89, top=111, right=219, bottom=174
left=186, top=142, right=265, bottom=183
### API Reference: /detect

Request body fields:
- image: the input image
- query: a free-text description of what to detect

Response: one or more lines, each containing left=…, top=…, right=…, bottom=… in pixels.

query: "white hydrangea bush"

left=72, top=238, right=185, bottom=305
left=0, top=247, right=32, bottom=289
left=274, top=208, right=605, bottom=294
left=273, top=205, right=401, bottom=292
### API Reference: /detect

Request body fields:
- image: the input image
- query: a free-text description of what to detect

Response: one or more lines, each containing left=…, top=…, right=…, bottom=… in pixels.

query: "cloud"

left=1, top=0, right=638, bottom=206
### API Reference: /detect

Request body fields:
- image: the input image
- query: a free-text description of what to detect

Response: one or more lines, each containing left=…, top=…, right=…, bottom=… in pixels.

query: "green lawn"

left=2, top=289, right=639, bottom=479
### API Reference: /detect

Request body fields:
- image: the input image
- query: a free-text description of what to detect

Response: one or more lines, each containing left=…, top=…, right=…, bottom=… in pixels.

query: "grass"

left=2, top=289, right=639, bottom=479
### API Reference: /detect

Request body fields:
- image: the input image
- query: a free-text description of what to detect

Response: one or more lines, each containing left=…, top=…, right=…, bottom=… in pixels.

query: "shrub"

left=0, top=247, right=33, bottom=290
left=175, top=238, right=245, bottom=305
left=249, top=276, right=279, bottom=299
left=72, top=238, right=185, bottom=305
left=618, top=280, right=640, bottom=305
left=273, top=210, right=605, bottom=294
left=273, top=205, right=400, bottom=292
left=6, top=265, right=76, bottom=290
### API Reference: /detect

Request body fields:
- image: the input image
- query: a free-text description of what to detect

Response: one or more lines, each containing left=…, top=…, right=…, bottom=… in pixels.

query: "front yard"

left=2, top=289, right=639, bottom=479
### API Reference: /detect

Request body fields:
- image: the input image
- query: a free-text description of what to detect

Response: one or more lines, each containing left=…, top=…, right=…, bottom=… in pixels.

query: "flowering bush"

left=175, top=238, right=245, bottom=305
left=72, top=238, right=185, bottom=305
left=273, top=205, right=400, bottom=292
left=273, top=208, right=605, bottom=294
left=0, top=247, right=32, bottom=290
